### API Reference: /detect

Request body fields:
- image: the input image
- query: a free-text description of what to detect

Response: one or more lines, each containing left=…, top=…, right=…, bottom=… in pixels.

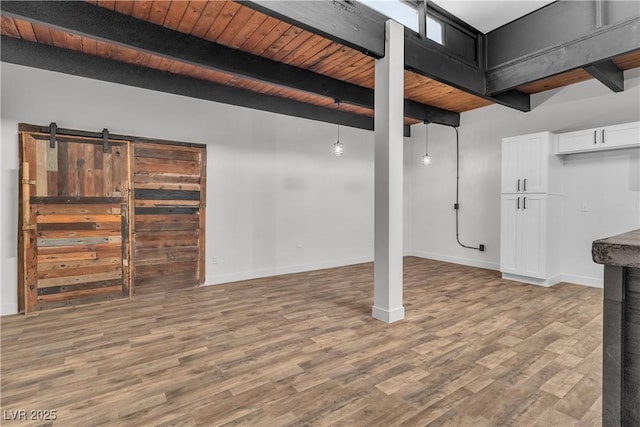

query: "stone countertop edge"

left=592, top=229, right=640, bottom=268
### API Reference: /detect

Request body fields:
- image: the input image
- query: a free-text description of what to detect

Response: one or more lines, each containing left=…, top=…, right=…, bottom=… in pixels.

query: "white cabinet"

left=602, top=122, right=640, bottom=149
left=557, top=128, right=600, bottom=153
left=501, top=132, right=558, bottom=194
left=557, top=121, right=640, bottom=154
left=500, top=131, right=562, bottom=286
left=500, top=194, right=547, bottom=279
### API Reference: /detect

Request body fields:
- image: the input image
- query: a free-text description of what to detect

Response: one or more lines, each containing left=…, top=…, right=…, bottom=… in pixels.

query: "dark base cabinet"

left=623, top=268, right=640, bottom=425
left=593, top=231, right=640, bottom=427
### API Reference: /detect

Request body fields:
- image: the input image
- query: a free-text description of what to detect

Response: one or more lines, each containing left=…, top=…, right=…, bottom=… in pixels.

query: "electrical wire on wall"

left=453, top=126, right=485, bottom=252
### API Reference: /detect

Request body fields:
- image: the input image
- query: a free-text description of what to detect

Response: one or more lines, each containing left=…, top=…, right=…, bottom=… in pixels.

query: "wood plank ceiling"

left=2, top=0, right=640, bottom=126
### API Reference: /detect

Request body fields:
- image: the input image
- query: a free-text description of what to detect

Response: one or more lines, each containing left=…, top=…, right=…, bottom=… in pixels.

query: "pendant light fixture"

left=333, top=99, right=344, bottom=156
left=422, top=121, right=432, bottom=165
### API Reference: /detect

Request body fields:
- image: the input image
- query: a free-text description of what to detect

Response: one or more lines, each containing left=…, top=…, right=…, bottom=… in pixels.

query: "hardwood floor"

left=1, top=257, right=603, bottom=426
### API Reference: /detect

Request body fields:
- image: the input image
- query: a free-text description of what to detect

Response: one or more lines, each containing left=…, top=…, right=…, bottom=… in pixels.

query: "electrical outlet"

left=581, top=203, right=588, bottom=212
left=212, top=256, right=218, bottom=264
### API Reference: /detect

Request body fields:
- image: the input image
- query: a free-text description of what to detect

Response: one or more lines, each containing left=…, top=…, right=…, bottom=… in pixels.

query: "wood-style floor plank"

left=0, top=257, right=602, bottom=426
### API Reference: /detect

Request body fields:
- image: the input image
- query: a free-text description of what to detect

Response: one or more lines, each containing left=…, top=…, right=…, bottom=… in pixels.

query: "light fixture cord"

left=454, top=126, right=481, bottom=251
left=425, top=121, right=429, bottom=155
left=336, top=99, right=341, bottom=142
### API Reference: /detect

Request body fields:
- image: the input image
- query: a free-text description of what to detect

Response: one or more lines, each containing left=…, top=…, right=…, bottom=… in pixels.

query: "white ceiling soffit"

left=431, top=0, right=556, bottom=33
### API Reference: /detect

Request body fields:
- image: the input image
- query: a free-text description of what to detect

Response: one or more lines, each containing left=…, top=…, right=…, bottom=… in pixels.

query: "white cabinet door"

left=500, top=195, right=520, bottom=275
left=502, top=133, right=550, bottom=193
left=501, top=137, right=520, bottom=193
left=602, top=122, right=640, bottom=149
left=500, top=195, right=547, bottom=278
left=520, top=195, right=546, bottom=278
left=521, top=133, right=548, bottom=193
left=557, top=128, right=599, bottom=154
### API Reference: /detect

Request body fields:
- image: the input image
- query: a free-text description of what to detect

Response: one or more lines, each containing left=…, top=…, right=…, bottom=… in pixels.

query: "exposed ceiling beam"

left=489, top=90, right=531, bottom=112
left=404, top=33, right=530, bottom=112
left=404, top=100, right=458, bottom=126
left=486, top=0, right=640, bottom=95
left=403, top=32, right=483, bottom=96
left=0, top=0, right=456, bottom=127
left=239, top=0, right=387, bottom=58
left=2, top=37, right=419, bottom=137
left=584, top=60, right=624, bottom=93
left=242, top=0, right=530, bottom=112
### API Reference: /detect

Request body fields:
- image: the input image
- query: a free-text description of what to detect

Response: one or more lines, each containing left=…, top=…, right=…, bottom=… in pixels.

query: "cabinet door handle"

left=523, top=178, right=527, bottom=192
left=523, top=197, right=527, bottom=210
left=594, top=130, right=597, bottom=144
left=517, top=197, right=520, bottom=210
left=517, top=179, right=520, bottom=192
left=602, top=129, right=605, bottom=143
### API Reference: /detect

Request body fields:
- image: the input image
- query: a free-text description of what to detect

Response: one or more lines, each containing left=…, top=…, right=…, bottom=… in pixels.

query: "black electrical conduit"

left=452, top=126, right=485, bottom=252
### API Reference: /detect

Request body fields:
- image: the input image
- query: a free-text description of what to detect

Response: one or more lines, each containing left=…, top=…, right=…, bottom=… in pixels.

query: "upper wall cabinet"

left=557, top=121, right=640, bottom=154
left=501, top=132, right=561, bottom=194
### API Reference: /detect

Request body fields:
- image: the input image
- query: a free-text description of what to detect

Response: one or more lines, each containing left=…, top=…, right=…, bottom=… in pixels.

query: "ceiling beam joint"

left=584, top=60, right=624, bottom=93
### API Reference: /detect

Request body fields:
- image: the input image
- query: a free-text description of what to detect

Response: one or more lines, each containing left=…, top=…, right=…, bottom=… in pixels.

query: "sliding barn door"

left=132, top=142, right=206, bottom=295
left=19, top=133, right=131, bottom=313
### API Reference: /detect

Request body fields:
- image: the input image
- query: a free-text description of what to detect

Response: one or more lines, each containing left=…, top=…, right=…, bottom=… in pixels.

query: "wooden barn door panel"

left=19, top=133, right=131, bottom=313
left=132, top=142, right=206, bottom=295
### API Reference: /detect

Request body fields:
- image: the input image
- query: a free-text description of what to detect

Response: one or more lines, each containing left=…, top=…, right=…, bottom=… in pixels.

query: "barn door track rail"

left=45, top=121, right=109, bottom=152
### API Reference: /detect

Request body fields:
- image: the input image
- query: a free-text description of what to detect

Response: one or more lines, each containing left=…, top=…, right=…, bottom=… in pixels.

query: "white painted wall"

left=0, top=63, right=388, bottom=315
left=2, top=62, right=639, bottom=314
left=409, top=68, right=640, bottom=287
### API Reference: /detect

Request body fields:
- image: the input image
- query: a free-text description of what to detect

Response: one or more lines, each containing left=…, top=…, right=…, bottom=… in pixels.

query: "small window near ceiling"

left=426, top=15, right=443, bottom=44
left=360, top=0, right=419, bottom=32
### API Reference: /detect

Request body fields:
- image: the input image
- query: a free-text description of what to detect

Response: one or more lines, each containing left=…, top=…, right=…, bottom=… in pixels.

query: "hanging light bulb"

left=422, top=121, right=431, bottom=166
left=333, top=99, right=344, bottom=156
left=333, top=138, right=344, bottom=156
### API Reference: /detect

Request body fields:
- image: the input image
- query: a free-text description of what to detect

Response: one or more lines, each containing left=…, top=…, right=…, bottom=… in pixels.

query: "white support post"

left=373, top=19, right=405, bottom=323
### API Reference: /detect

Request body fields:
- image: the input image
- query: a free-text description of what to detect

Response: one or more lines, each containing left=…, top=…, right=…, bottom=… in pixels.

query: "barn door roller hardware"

left=102, top=128, right=109, bottom=153
left=49, top=122, right=57, bottom=148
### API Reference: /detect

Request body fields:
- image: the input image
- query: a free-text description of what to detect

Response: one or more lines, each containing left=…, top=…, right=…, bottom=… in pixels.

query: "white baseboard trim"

left=501, top=273, right=563, bottom=287
left=409, top=250, right=500, bottom=271
left=205, top=256, right=373, bottom=287
left=203, top=254, right=604, bottom=291
left=372, top=305, right=405, bottom=323
left=560, top=274, right=603, bottom=288
left=1, top=303, right=18, bottom=317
